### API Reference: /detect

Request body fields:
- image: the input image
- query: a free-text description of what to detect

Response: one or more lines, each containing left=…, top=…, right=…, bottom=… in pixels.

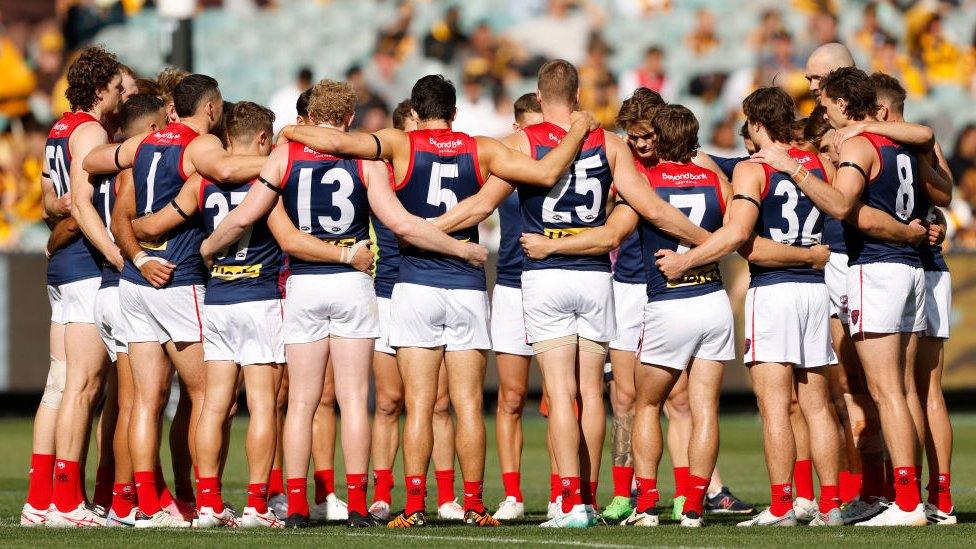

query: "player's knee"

left=40, top=358, right=67, bottom=410
left=497, top=387, right=527, bottom=416
left=667, top=395, right=691, bottom=417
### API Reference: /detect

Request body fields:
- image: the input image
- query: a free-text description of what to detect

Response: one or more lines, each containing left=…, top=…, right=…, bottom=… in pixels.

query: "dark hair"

left=820, top=67, right=877, bottom=121
left=616, top=87, right=665, bottom=129
left=513, top=93, right=542, bottom=125
left=156, top=67, right=188, bottom=102
left=791, top=117, right=807, bottom=144
left=410, top=74, right=456, bottom=122
left=803, top=104, right=832, bottom=143
left=224, top=101, right=274, bottom=145
left=296, top=87, right=312, bottom=118
left=134, top=78, right=162, bottom=97
left=298, top=66, right=313, bottom=84
left=65, top=46, right=121, bottom=112
left=392, top=99, right=413, bottom=130
left=742, top=86, right=796, bottom=143
left=870, top=72, right=906, bottom=116
left=120, top=93, right=165, bottom=136
left=173, top=73, right=220, bottom=118
left=739, top=120, right=750, bottom=140
left=650, top=104, right=700, bottom=163
left=537, top=59, right=579, bottom=105
left=345, top=64, right=363, bottom=79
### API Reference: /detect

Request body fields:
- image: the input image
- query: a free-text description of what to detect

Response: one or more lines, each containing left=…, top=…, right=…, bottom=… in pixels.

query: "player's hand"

left=107, top=246, right=124, bottom=272
left=905, top=218, right=927, bottom=247
left=749, top=143, right=796, bottom=174
left=200, top=238, right=217, bottom=269
left=928, top=221, right=946, bottom=247
left=347, top=240, right=375, bottom=273
left=139, top=258, right=175, bottom=288
left=53, top=192, right=72, bottom=217
left=571, top=110, right=600, bottom=133
left=808, top=244, right=830, bottom=270
left=519, top=232, right=553, bottom=259
left=463, top=242, right=489, bottom=267
left=654, top=249, right=689, bottom=281
left=832, top=122, right=868, bottom=151
left=276, top=126, right=293, bottom=146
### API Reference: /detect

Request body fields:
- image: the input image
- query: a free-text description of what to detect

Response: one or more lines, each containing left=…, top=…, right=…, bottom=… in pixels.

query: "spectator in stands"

left=871, top=35, right=927, bottom=98
left=579, top=33, right=614, bottom=116
left=949, top=124, right=976, bottom=187
left=850, top=2, right=886, bottom=59
left=747, top=8, right=785, bottom=53
left=346, top=64, right=388, bottom=131
left=268, top=66, right=313, bottom=135
left=423, top=5, right=467, bottom=65
left=804, top=11, right=840, bottom=53
left=917, top=13, right=969, bottom=87
left=508, top=0, right=604, bottom=65
left=619, top=45, right=672, bottom=101
left=685, top=7, right=719, bottom=57
left=376, top=0, right=416, bottom=62
left=453, top=71, right=507, bottom=138
left=62, top=0, right=126, bottom=51
left=758, top=30, right=805, bottom=96
left=0, top=25, right=37, bottom=120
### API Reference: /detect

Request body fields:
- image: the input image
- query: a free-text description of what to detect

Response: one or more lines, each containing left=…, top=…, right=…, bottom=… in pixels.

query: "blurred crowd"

left=3, top=0, right=976, bottom=250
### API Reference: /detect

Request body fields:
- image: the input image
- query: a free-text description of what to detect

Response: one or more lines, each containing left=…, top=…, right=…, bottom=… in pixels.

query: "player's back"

left=93, top=174, right=119, bottom=289
left=200, top=178, right=282, bottom=305
left=371, top=163, right=400, bottom=299
left=750, top=148, right=828, bottom=287
left=279, top=141, right=370, bottom=275
left=496, top=190, right=524, bottom=288
left=394, top=128, right=485, bottom=290
left=845, top=133, right=923, bottom=267
left=45, top=111, right=103, bottom=285
left=638, top=161, right=725, bottom=301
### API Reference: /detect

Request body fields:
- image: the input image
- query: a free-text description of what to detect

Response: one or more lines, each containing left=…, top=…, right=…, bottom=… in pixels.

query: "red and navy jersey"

left=920, top=204, right=949, bottom=272
left=93, top=174, right=120, bottom=289
left=45, top=112, right=103, bottom=285
left=372, top=163, right=400, bottom=299
left=638, top=161, right=725, bottom=301
left=749, top=148, right=829, bottom=287
left=609, top=170, right=646, bottom=285
left=121, top=122, right=207, bottom=287
left=844, top=133, right=923, bottom=267
left=394, top=128, right=485, bottom=291
left=200, top=178, right=283, bottom=305
left=279, top=142, right=370, bottom=276
left=519, top=122, right=613, bottom=273
left=496, top=189, right=524, bottom=289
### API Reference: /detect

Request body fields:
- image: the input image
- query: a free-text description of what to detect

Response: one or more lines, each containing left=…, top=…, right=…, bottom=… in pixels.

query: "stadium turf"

left=1, top=413, right=975, bottom=547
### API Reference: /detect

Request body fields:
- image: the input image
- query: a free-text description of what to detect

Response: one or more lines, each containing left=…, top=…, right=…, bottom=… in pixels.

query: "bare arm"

left=519, top=202, right=640, bottom=259
left=83, top=132, right=146, bottom=174
left=110, top=169, right=174, bottom=288
left=69, top=123, right=122, bottom=270
left=41, top=175, right=71, bottom=220
left=185, top=133, right=265, bottom=183
left=479, top=112, right=596, bottom=187
left=917, top=152, right=952, bottom=207
left=432, top=175, right=515, bottom=234
left=280, top=125, right=404, bottom=161
left=851, top=202, right=926, bottom=245
left=833, top=121, right=934, bottom=151
left=46, top=217, right=80, bottom=256
left=131, top=175, right=200, bottom=241
left=266, top=200, right=374, bottom=273
left=741, top=237, right=830, bottom=269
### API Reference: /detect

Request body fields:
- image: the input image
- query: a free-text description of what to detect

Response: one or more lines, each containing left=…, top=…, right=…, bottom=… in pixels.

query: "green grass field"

left=1, top=412, right=975, bottom=547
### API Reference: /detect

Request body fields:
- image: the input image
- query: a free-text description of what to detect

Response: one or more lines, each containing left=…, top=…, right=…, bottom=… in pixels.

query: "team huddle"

left=20, top=39, right=955, bottom=530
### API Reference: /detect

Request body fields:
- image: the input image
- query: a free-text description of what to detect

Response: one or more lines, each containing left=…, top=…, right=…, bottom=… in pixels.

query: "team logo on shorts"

left=561, top=479, right=570, bottom=487
left=840, top=295, right=848, bottom=314
left=743, top=338, right=751, bottom=354
left=410, top=477, right=422, bottom=486
left=851, top=310, right=860, bottom=325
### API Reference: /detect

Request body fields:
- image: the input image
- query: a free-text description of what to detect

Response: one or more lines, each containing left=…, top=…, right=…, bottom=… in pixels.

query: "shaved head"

left=806, top=42, right=855, bottom=95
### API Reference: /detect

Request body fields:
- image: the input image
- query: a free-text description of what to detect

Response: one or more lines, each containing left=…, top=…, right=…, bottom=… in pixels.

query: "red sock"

left=52, top=459, right=82, bottom=512
left=501, top=472, right=522, bottom=502
left=198, top=477, right=223, bottom=513
left=286, top=477, right=309, bottom=517
left=155, top=465, right=175, bottom=509
left=134, top=470, right=161, bottom=515
left=819, top=484, right=840, bottom=513
left=793, top=459, right=814, bottom=500
left=672, top=466, right=689, bottom=498
left=549, top=474, right=560, bottom=503
left=927, top=472, right=952, bottom=513
left=434, top=469, right=455, bottom=506
left=683, top=474, right=708, bottom=516
left=247, top=483, right=268, bottom=514
left=373, top=469, right=394, bottom=504
left=463, top=480, right=485, bottom=513
left=587, top=481, right=599, bottom=508
left=770, top=483, right=792, bottom=517
left=268, top=468, right=284, bottom=498
left=193, top=465, right=201, bottom=504
left=838, top=471, right=861, bottom=503
left=313, top=469, right=335, bottom=505
left=93, top=464, right=114, bottom=509
left=882, top=459, right=895, bottom=501
left=560, top=476, right=581, bottom=514
left=405, top=475, right=427, bottom=515
left=111, top=483, right=136, bottom=517
left=635, top=477, right=659, bottom=513
left=860, top=458, right=885, bottom=500
left=893, top=466, right=920, bottom=512
left=347, top=473, right=368, bottom=515
left=26, top=453, right=55, bottom=510
left=612, top=466, right=634, bottom=498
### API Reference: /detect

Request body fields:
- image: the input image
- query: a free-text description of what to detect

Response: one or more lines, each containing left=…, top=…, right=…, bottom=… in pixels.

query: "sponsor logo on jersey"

left=139, top=239, right=168, bottom=251
left=152, top=131, right=183, bottom=141
left=543, top=227, right=589, bottom=239
left=53, top=122, right=69, bottom=132
left=323, top=237, right=358, bottom=247
left=428, top=137, right=465, bottom=150
left=665, top=263, right=721, bottom=288
left=547, top=132, right=563, bottom=145
left=211, top=264, right=263, bottom=280
left=661, top=171, right=708, bottom=183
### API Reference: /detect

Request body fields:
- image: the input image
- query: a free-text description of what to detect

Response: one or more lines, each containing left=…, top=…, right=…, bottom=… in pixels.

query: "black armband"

left=259, top=175, right=282, bottom=195
left=733, top=194, right=760, bottom=209
left=41, top=172, right=50, bottom=180
left=170, top=199, right=192, bottom=220
left=370, top=133, right=382, bottom=159
left=839, top=161, right=868, bottom=181
left=114, top=145, right=124, bottom=171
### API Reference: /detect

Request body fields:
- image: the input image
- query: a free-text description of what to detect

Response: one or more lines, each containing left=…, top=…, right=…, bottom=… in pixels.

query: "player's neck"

left=418, top=119, right=451, bottom=130
left=315, top=122, right=346, bottom=132
left=179, top=115, right=210, bottom=136
left=541, top=104, right=573, bottom=130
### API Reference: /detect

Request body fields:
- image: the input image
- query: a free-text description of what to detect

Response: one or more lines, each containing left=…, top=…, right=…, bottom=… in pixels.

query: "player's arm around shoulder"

left=111, top=169, right=175, bottom=288
left=132, top=173, right=201, bottom=242
left=431, top=174, right=515, bottom=234
left=69, top=122, right=123, bottom=269
left=185, top=133, right=265, bottom=183
left=521, top=200, right=639, bottom=260
left=83, top=131, right=147, bottom=174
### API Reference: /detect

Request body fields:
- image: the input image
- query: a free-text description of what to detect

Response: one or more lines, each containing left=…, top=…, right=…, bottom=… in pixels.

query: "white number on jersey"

left=297, top=167, right=357, bottom=234
left=543, top=155, right=603, bottom=223
left=427, top=162, right=460, bottom=212
left=206, top=191, right=252, bottom=261
left=895, top=153, right=915, bottom=221
left=768, top=179, right=821, bottom=245
left=98, top=179, right=113, bottom=234
left=668, top=193, right=706, bottom=254
left=45, top=144, right=70, bottom=197
left=144, top=152, right=163, bottom=215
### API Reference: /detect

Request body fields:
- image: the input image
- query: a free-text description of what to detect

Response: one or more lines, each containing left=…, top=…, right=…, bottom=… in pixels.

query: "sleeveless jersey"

left=45, top=111, right=103, bottom=285
left=920, top=204, right=949, bottom=272
left=199, top=178, right=283, bottom=305
left=638, top=161, right=725, bottom=301
left=372, top=162, right=400, bottom=299
left=279, top=141, right=370, bottom=276
left=496, top=189, right=524, bottom=288
left=707, top=154, right=748, bottom=181
left=749, top=148, right=829, bottom=287
left=394, top=128, right=486, bottom=291
left=610, top=169, right=647, bottom=284
left=93, top=174, right=119, bottom=289
left=519, top=122, right=613, bottom=272
left=844, top=133, right=923, bottom=267
left=121, top=122, right=207, bottom=287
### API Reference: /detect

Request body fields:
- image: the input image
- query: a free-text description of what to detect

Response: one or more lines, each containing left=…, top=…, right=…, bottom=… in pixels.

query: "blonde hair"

left=308, top=79, right=357, bottom=127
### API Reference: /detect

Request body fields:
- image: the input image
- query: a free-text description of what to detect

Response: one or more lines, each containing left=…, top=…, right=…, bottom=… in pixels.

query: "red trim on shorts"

left=750, top=287, right=757, bottom=363
left=192, top=285, right=203, bottom=342
left=858, top=265, right=864, bottom=337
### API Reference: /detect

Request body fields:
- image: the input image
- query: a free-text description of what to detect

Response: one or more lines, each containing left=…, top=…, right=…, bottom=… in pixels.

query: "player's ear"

left=876, top=104, right=889, bottom=122
left=450, top=107, right=457, bottom=123
left=512, top=122, right=520, bottom=133
left=410, top=108, right=420, bottom=122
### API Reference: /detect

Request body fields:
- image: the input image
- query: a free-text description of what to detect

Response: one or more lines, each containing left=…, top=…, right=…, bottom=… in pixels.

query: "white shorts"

left=745, top=282, right=836, bottom=368
left=94, top=286, right=127, bottom=362
left=924, top=270, right=951, bottom=339
left=119, top=280, right=204, bottom=344
left=847, top=263, right=925, bottom=335
left=204, top=299, right=285, bottom=365
left=283, top=272, right=378, bottom=344
left=57, top=277, right=100, bottom=324
left=610, top=280, right=647, bottom=352
left=389, top=282, right=490, bottom=351
left=638, top=290, right=735, bottom=369
left=521, top=269, right=616, bottom=344
left=825, top=252, right=849, bottom=324
left=47, top=284, right=64, bottom=324
left=491, top=284, right=532, bottom=356
left=374, top=296, right=395, bottom=355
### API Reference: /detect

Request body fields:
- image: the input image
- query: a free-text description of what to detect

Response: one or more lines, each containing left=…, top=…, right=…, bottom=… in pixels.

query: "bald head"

left=806, top=42, right=855, bottom=95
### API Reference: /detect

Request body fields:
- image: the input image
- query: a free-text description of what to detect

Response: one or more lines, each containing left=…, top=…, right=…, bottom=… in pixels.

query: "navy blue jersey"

left=519, top=122, right=613, bottom=273
left=613, top=230, right=644, bottom=284
left=822, top=217, right=848, bottom=255
left=708, top=154, right=748, bottom=181
left=496, top=189, right=524, bottom=288
left=371, top=162, right=400, bottom=298
left=200, top=178, right=282, bottom=304
left=394, top=128, right=486, bottom=291
left=121, top=122, right=207, bottom=287
left=844, top=133, right=924, bottom=267
left=93, top=174, right=120, bottom=289
left=45, top=112, right=103, bottom=285
left=920, top=204, right=949, bottom=272
left=279, top=142, right=370, bottom=276
left=638, top=161, right=726, bottom=301
left=749, top=148, right=828, bottom=287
